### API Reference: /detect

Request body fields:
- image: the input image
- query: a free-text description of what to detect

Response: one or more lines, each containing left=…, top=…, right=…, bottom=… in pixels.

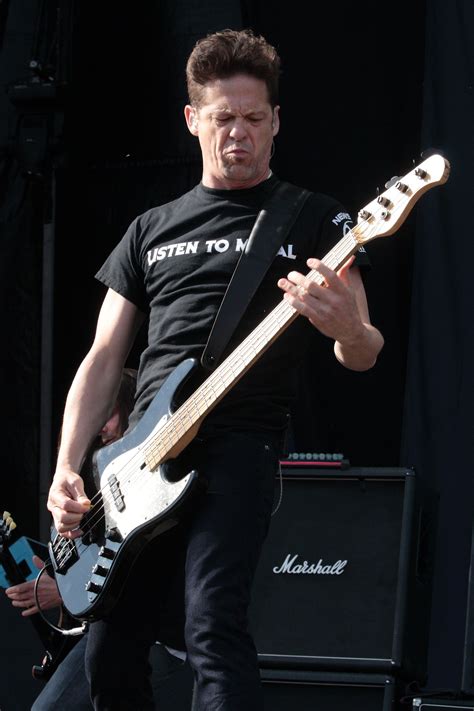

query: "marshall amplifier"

left=249, top=465, right=436, bottom=681
left=261, top=668, right=399, bottom=710
left=412, top=699, right=474, bottom=709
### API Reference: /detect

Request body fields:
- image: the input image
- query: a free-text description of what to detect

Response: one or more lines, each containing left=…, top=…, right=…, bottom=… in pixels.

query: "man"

left=47, top=28, right=384, bottom=710
left=6, top=369, right=138, bottom=710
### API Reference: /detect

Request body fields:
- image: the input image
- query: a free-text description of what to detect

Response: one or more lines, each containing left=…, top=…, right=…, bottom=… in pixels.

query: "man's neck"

left=201, top=169, right=273, bottom=190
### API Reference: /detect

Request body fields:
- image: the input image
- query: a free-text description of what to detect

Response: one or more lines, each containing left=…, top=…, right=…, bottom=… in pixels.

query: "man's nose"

left=229, top=119, right=247, bottom=139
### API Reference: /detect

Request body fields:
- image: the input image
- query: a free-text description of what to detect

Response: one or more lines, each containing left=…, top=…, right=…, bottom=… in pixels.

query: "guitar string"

left=52, top=193, right=409, bottom=567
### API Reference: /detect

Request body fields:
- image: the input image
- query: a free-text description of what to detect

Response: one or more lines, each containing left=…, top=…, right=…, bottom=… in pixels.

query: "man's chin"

left=222, top=162, right=255, bottom=182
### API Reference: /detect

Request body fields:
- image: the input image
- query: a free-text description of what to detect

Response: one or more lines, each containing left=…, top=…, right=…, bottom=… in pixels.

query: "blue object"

left=0, top=535, right=48, bottom=588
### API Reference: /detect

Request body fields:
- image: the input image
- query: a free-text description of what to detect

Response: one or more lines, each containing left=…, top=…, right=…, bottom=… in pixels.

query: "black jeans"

left=84, top=431, right=280, bottom=710
left=31, top=633, right=192, bottom=710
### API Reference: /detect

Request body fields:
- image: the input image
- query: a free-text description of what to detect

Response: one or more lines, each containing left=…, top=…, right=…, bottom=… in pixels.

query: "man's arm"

left=277, top=257, right=384, bottom=371
left=48, top=289, right=145, bottom=538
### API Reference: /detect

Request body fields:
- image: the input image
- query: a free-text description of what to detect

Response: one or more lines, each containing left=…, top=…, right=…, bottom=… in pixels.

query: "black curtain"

left=247, top=0, right=426, bottom=466
left=401, top=0, right=474, bottom=690
left=0, top=157, right=43, bottom=539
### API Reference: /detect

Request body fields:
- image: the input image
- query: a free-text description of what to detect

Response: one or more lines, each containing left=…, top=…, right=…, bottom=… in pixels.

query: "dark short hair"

left=186, top=28, right=281, bottom=108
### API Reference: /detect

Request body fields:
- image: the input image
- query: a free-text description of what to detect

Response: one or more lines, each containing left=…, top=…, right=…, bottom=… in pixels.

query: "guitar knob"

left=98, top=545, right=116, bottom=560
left=105, top=527, right=123, bottom=543
left=85, top=580, right=103, bottom=594
left=92, top=564, right=108, bottom=577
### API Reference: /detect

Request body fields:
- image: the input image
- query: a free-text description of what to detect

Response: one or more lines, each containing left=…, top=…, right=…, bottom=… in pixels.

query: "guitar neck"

left=195, top=231, right=359, bottom=401
left=144, top=230, right=360, bottom=469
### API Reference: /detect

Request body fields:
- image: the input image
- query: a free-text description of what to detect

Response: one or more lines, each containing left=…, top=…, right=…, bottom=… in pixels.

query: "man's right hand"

left=47, top=468, right=91, bottom=539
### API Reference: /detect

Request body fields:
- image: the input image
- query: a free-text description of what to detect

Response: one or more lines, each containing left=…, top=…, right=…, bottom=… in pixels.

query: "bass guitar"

left=49, top=153, right=450, bottom=621
left=0, top=511, right=81, bottom=681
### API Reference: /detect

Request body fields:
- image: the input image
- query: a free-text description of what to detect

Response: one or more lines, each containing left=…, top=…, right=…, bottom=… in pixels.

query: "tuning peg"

left=385, top=176, right=400, bottom=189
left=8, top=520, right=17, bottom=532
left=411, top=158, right=428, bottom=178
left=3, top=511, right=11, bottom=520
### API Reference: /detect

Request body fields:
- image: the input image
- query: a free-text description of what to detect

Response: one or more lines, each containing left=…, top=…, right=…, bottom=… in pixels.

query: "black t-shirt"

left=95, top=174, right=368, bottom=435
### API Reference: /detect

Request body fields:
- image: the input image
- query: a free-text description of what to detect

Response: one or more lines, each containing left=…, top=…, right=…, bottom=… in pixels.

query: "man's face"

left=185, top=74, right=279, bottom=190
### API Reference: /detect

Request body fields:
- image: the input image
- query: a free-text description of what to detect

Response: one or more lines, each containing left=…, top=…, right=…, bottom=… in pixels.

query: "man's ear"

left=184, top=105, right=199, bottom=135
left=272, top=106, right=280, bottom=136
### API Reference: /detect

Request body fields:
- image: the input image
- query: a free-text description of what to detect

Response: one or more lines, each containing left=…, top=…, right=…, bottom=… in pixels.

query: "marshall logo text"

left=273, top=554, right=347, bottom=575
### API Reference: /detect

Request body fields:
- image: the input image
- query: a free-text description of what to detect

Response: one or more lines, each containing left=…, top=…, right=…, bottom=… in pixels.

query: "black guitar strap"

left=201, top=179, right=311, bottom=371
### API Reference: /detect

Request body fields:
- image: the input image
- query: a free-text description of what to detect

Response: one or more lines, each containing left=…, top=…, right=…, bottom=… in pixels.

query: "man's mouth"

left=225, top=150, right=249, bottom=163
left=226, top=146, right=248, bottom=156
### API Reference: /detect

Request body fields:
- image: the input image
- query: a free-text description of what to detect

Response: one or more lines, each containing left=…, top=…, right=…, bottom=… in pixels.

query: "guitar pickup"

left=108, top=474, right=126, bottom=513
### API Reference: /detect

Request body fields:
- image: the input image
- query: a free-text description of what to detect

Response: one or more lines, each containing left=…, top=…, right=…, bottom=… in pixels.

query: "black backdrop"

left=0, top=0, right=472, bottom=699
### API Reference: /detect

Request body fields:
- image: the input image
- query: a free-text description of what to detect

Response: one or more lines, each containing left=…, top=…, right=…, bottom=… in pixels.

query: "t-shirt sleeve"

left=95, top=218, right=149, bottom=313
left=316, top=202, right=371, bottom=271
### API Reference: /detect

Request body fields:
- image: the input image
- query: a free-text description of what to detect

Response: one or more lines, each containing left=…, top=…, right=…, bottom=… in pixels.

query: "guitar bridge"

left=48, top=534, right=79, bottom=576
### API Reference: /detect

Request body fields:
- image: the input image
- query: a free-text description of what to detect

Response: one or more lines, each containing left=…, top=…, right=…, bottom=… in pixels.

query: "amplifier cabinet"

left=250, top=466, right=436, bottom=681
left=413, top=699, right=474, bottom=709
left=261, top=668, right=398, bottom=711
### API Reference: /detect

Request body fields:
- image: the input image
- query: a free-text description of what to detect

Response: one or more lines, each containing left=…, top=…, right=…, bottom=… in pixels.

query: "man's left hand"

left=277, top=256, right=364, bottom=343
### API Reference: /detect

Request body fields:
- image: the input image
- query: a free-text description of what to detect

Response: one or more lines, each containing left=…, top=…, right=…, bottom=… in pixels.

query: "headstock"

left=353, top=153, right=450, bottom=245
left=0, top=510, right=17, bottom=546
